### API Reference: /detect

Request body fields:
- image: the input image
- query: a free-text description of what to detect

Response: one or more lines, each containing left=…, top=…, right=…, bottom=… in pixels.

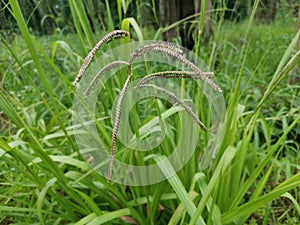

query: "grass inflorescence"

left=73, top=30, right=218, bottom=182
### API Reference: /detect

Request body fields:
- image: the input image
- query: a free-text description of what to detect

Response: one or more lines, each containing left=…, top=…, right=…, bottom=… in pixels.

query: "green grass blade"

left=69, top=0, right=95, bottom=48
left=168, top=191, right=200, bottom=225
left=229, top=112, right=300, bottom=209
left=104, top=0, right=114, bottom=31
left=75, top=189, right=102, bottom=215
left=195, top=174, right=222, bottom=225
left=87, top=208, right=131, bottom=225
left=154, top=155, right=205, bottom=225
left=273, top=28, right=300, bottom=77
left=281, top=192, right=300, bottom=216
left=69, top=0, right=88, bottom=54
left=9, top=0, right=57, bottom=112
left=75, top=213, right=97, bottom=225
left=117, top=0, right=123, bottom=24
left=222, top=179, right=300, bottom=224
left=37, top=178, right=57, bottom=225
left=190, top=146, right=237, bottom=225
left=122, top=17, right=144, bottom=41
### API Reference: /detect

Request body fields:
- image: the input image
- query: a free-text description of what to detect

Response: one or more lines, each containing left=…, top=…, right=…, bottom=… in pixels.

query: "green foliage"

left=0, top=0, right=299, bottom=225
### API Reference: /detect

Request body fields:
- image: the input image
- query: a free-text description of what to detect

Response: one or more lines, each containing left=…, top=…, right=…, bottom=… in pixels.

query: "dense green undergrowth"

left=0, top=1, right=299, bottom=224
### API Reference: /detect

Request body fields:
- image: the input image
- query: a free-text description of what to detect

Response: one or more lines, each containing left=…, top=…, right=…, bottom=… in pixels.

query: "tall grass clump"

left=0, top=0, right=299, bottom=224
left=72, top=31, right=221, bottom=182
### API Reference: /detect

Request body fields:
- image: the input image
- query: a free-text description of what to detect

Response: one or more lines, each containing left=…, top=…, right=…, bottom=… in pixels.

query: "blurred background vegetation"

left=1, top=0, right=299, bottom=37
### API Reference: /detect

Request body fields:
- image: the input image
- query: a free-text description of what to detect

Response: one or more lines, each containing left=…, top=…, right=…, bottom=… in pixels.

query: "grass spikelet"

left=152, top=46, right=221, bottom=92
left=127, top=42, right=184, bottom=74
left=136, top=70, right=214, bottom=87
left=128, top=43, right=222, bottom=92
left=73, top=30, right=130, bottom=86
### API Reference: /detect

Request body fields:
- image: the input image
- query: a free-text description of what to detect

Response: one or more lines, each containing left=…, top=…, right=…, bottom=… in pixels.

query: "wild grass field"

left=0, top=0, right=300, bottom=224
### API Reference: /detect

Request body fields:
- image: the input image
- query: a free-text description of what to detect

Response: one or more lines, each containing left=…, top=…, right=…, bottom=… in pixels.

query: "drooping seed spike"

left=136, top=70, right=214, bottom=87
left=127, top=42, right=222, bottom=92
left=73, top=30, right=130, bottom=86
left=107, top=74, right=132, bottom=182
left=127, top=42, right=184, bottom=75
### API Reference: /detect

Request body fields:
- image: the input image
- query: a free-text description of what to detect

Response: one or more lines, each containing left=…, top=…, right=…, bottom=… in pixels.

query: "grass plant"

left=0, top=0, right=299, bottom=224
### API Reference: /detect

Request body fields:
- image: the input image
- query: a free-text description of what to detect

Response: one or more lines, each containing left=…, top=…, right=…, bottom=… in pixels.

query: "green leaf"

left=122, top=17, right=144, bottom=41
left=87, top=208, right=131, bottom=225
left=190, top=146, right=237, bottom=225
left=154, top=155, right=206, bottom=225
